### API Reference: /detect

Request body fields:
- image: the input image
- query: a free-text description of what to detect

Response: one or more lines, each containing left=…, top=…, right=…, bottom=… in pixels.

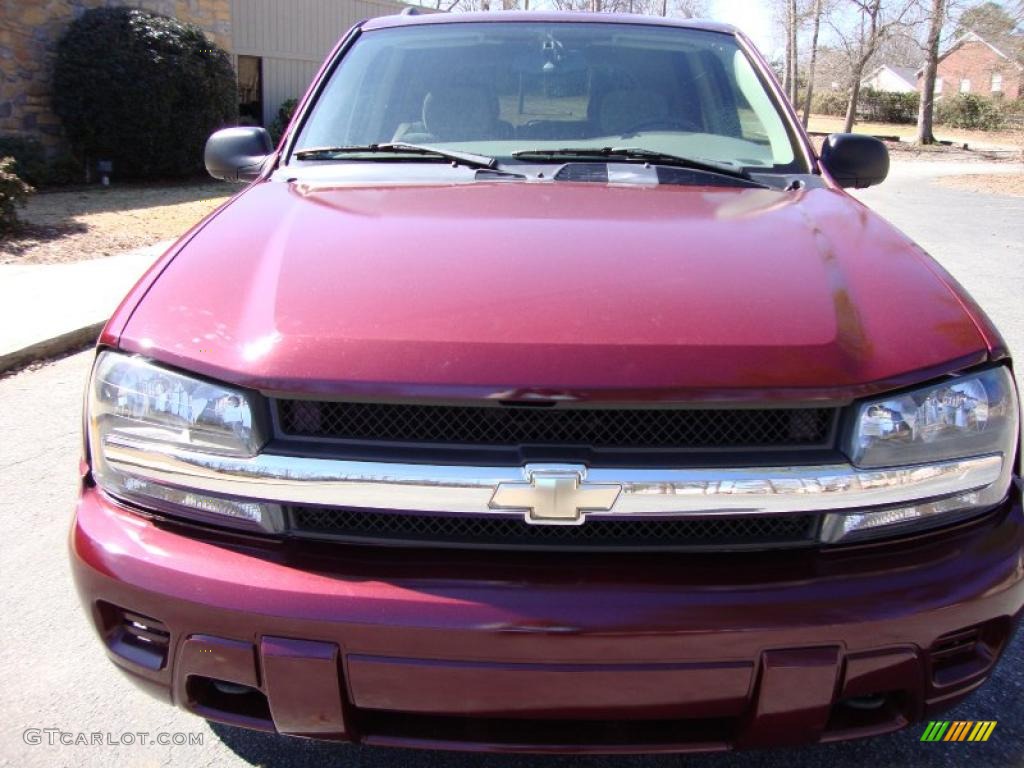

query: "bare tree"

left=832, top=0, right=919, bottom=133
left=801, top=0, right=826, bottom=125
left=789, top=0, right=800, bottom=102
left=916, top=0, right=946, bottom=144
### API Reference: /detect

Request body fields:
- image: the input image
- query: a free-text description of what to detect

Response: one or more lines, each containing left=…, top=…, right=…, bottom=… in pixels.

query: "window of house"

left=991, top=72, right=1003, bottom=93
left=959, top=78, right=971, bottom=93
left=934, top=77, right=943, bottom=94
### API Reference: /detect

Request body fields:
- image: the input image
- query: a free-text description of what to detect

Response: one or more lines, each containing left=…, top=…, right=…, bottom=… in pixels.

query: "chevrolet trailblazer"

left=72, top=11, right=1022, bottom=754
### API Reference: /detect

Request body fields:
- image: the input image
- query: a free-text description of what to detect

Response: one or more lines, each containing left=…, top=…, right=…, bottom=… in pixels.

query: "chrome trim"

left=101, top=438, right=1003, bottom=519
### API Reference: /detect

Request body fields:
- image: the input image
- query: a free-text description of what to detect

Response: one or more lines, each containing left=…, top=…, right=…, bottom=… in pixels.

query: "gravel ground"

left=0, top=181, right=233, bottom=265
left=0, top=162, right=1021, bottom=768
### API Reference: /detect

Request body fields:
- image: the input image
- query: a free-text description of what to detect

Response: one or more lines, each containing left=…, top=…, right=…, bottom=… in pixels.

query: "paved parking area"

left=0, top=163, right=1021, bottom=768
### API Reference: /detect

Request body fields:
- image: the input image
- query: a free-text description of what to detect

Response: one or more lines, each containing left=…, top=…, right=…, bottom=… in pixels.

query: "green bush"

left=53, top=7, right=237, bottom=179
left=935, top=94, right=1005, bottom=131
left=859, top=89, right=919, bottom=124
left=0, top=157, right=34, bottom=234
left=811, top=91, right=848, bottom=117
left=268, top=98, right=299, bottom=145
left=0, top=136, right=81, bottom=187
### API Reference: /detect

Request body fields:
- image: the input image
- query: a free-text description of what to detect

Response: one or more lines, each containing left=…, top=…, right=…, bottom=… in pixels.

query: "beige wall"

left=232, top=0, right=433, bottom=125
left=0, top=0, right=232, bottom=150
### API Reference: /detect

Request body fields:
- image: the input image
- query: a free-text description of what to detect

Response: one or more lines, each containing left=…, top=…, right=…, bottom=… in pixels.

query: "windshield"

left=293, top=22, right=805, bottom=173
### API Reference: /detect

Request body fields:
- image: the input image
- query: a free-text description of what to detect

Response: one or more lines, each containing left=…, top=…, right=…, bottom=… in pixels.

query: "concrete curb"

left=0, top=320, right=105, bottom=373
left=0, top=239, right=172, bottom=375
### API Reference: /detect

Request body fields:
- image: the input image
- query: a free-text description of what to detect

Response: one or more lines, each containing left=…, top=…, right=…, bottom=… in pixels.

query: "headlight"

left=87, top=351, right=280, bottom=532
left=824, top=366, right=1019, bottom=543
left=850, top=366, right=1018, bottom=468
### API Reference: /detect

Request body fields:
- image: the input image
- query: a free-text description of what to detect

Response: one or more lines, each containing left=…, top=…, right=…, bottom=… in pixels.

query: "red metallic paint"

left=78, top=12, right=1024, bottom=753
left=115, top=180, right=995, bottom=403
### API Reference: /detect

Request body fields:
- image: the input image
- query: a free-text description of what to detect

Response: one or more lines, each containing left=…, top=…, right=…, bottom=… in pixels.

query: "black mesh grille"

left=276, top=400, right=835, bottom=450
left=289, top=507, right=816, bottom=550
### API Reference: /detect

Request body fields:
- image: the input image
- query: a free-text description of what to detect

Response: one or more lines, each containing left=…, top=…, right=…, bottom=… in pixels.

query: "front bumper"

left=71, top=485, right=1024, bottom=754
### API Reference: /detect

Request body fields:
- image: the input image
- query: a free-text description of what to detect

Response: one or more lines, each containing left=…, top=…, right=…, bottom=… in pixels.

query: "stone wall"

left=0, top=0, right=233, bottom=152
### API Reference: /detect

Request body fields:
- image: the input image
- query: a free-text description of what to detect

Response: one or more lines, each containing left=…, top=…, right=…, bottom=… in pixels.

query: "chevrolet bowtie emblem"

left=489, top=465, right=622, bottom=525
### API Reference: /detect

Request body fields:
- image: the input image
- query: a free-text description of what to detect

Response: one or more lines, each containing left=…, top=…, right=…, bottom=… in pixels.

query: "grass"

left=0, top=180, right=234, bottom=265
left=806, top=114, right=1024, bottom=150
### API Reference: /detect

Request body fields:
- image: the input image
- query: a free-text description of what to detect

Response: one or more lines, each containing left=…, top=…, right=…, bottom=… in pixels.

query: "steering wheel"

left=619, top=118, right=700, bottom=135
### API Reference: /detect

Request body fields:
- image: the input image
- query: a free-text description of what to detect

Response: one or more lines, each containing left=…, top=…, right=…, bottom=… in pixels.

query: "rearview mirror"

left=819, top=133, right=889, bottom=189
left=205, top=127, right=273, bottom=182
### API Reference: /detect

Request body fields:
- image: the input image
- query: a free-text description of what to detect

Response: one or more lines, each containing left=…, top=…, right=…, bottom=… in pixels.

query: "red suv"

left=72, top=11, right=1022, bottom=754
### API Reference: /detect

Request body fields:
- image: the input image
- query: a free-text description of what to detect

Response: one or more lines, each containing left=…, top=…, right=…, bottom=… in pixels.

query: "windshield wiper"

left=293, top=142, right=496, bottom=169
left=511, top=147, right=767, bottom=186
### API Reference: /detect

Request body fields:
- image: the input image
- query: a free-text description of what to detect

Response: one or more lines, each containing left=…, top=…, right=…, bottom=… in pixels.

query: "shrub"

left=858, top=89, right=919, bottom=124
left=0, top=157, right=35, bottom=234
left=935, top=94, right=1005, bottom=131
left=0, top=136, right=81, bottom=187
left=53, top=7, right=237, bottom=179
left=268, top=98, right=299, bottom=145
left=811, top=91, right=848, bottom=117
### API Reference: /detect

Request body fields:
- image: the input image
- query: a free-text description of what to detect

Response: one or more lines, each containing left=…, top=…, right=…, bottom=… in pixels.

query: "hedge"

left=0, top=136, right=80, bottom=187
left=0, top=157, right=34, bottom=234
left=53, top=7, right=237, bottom=179
left=268, top=98, right=299, bottom=145
left=934, top=94, right=1008, bottom=131
left=858, top=89, right=919, bottom=124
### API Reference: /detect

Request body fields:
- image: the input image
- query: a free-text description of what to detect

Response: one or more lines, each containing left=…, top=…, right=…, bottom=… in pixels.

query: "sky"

left=707, top=0, right=777, bottom=56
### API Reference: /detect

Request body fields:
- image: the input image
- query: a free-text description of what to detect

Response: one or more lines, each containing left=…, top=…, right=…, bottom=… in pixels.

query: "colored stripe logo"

left=921, top=721, right=997, bottom=742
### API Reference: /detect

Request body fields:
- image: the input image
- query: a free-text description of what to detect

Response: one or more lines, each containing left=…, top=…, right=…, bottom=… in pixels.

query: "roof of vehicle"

left=362, top=10, right=738, bottom=35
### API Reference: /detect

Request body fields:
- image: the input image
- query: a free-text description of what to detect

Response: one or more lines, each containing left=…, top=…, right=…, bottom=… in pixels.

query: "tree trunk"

left=788, top=0, right=799, bottom=103
left=801, top=0, right=822, bottom=125
left=916, top=0, right=945, bottom=144
left=782, top=1, right=792, bottom=97
left=661, top=0, right=668, bottom=16
left=843, top=71, right=863, bottom=133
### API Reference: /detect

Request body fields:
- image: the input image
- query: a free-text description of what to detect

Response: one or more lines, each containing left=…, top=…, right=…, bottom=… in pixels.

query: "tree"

left=916, top=0, right=947, bottom=144
left=801, top=0, right=826, bottom=125
left=787, top=0, right=800, bottom=102
left=954, top=1, right=1019, bottom=38
left=53, top=8, right=236, bottom=178
left=830, top=0, right=919, bottom=132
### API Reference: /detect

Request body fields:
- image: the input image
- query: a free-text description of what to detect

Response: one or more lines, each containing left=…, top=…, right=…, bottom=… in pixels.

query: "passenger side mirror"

left=205, top=127, right=273, bottom=182
left=819, top=133, right=889, bottom=189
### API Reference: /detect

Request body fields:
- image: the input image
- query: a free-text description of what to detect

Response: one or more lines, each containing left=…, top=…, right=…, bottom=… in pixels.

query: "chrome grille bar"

left=101, top=439, right=1003, bottom=518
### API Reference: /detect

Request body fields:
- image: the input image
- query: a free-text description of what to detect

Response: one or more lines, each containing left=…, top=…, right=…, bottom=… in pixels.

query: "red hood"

left=116, top=179, right=989, bottom=402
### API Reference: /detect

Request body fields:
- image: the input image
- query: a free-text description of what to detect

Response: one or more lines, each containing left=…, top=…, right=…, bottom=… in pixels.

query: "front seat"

left=420, top=86, right=511, bottom=141
left=596, top=89, right=669, bottom=137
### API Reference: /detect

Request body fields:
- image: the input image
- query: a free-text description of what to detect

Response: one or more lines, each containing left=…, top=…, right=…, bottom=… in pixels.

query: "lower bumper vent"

left=98, top=602, right=170, bottom=670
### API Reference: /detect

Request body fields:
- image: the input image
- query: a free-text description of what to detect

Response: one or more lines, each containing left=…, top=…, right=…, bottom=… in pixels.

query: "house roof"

left=932, top=30, right=1024, bottom=71
left=863, top=64, right=919, bottom=89
left=364, top=11, right=737, bottom=35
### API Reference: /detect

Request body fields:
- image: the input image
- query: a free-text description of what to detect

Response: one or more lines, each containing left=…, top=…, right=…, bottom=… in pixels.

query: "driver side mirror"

left=819, top=133, right=889, bottom=189
left=205, top=127, right=273, bottom=183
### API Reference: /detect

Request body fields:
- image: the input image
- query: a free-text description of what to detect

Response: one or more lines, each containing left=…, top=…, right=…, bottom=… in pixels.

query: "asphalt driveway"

left=0, top=160, right=1021, bottom=768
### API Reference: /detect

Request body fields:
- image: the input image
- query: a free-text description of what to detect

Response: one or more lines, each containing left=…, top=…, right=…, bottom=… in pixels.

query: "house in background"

left=918, top=30, right=1024, bottom=100
left=1, top=0, right=427, bottom=154
left=860, top=64, right=919, bottom=93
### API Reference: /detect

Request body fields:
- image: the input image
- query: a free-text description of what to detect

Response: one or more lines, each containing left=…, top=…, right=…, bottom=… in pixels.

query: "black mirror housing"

left=819, top=133, right=889, bottom=189
left=205, top=127, right=274, bottom=182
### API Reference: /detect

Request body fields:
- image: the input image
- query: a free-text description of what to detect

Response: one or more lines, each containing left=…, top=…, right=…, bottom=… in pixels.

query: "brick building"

left=919, top=30, right=1024, bottom=101
left=0, top=0, right=423, bottom=154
